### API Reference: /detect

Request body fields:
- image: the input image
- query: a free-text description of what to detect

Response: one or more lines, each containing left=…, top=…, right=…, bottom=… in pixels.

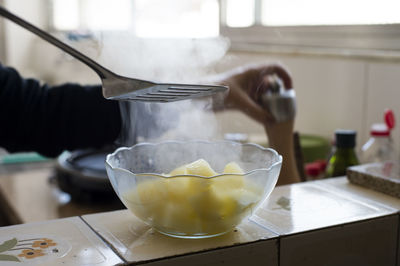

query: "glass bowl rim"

left=105, top=140, right=283, bottom=179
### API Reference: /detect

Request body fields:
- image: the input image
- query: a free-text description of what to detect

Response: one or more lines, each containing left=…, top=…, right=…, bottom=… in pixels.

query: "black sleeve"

left=0, top=63, right=121, bottom=157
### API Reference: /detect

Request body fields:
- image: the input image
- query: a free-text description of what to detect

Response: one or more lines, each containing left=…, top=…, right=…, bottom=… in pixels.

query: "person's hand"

left=214, top=64, right=292, bottom=124
left=214, top=64, right=300, bottom=185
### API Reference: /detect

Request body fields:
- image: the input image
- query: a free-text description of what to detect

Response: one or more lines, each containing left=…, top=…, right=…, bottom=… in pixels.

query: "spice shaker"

left=260, top=74, right=296, bottom=123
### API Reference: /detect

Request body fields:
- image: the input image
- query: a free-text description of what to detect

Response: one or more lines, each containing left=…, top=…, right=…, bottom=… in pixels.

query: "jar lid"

left=370, top=123, right=390, bottom=137
left=305, top=160, right=327, bottom=177
left=335, top=129, right=356, bottom=148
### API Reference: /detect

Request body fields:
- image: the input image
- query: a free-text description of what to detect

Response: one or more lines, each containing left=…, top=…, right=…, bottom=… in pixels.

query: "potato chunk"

left=185, top=159, right=217, bottom=177
left=223, top=162, right=244, bottom=174
left=122, top=159, right=262, bottom=237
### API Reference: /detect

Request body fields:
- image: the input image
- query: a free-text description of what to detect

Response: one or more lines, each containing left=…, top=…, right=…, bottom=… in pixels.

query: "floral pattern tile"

left=0, top=217, right=122, bottom=265
left=0, top=235, right=70, bottom=263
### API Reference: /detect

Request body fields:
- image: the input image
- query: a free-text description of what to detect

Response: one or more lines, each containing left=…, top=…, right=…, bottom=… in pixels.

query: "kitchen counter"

left=0, top=162, right=123, bottom=225
left=0, top=164, right=399, bottom=265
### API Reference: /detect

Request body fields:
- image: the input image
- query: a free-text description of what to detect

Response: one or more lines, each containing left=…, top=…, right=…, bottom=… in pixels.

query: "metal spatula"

left=0, top=6, right=227, bottom=102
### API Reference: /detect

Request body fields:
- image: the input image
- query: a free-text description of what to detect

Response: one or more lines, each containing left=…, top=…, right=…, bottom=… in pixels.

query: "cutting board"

left=347, top=161, right=400, bottom=198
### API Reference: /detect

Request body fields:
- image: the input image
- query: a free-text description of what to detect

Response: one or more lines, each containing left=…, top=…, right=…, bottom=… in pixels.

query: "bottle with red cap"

left=360, top=109, right=396, bottom=163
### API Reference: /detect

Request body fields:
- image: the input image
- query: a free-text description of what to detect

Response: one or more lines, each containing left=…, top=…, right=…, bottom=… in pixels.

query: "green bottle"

left=325, top=130, right=359, bottom=178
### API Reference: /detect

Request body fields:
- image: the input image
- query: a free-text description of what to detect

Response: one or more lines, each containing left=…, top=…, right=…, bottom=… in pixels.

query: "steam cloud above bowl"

left=105, top=140, right=282, bottom=238
left=73, top=32, right=232, bottom=145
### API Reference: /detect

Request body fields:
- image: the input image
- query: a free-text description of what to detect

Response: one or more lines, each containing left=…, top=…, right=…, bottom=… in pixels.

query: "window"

left=260, top=0, right=400, bottom=26
left=51, top=0, right=219, bottom=38
left=223, top=0, right=400, bottom=27
left=221, top=0, right=400, bottom=52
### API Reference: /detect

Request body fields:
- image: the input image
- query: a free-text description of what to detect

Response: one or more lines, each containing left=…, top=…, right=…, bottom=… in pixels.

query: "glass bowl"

left=105, top=140, right=282, bottom=239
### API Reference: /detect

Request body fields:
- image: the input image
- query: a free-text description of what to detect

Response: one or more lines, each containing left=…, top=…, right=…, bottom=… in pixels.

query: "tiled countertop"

left=0, top=177, right=399, bottom=265
left=0, top=165, right=124, bottom=224
left=250, top=181, right=395, bottom=235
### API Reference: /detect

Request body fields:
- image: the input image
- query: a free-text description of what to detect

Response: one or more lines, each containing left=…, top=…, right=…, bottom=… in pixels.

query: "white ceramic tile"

left=82, top=210, right=278, bottom=265
left=315, top=176, right=400, bottom=265
left=309, top=178, right=400, bottom=266
left=280, top=214, right=398, bottom=266
left=142, top=240, right=278, bottom=266
left=366, top=62, right=400, bottom=155
left=250, top=181, right=396, bottom=235
left=0, top=217, right=122, bottom=266
left=314, top=177, right=400, bottom=210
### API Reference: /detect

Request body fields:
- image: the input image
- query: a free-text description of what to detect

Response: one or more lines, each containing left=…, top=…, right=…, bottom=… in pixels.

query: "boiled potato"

left=122, top=179, right=168, bottom=221
left=223, top=162, right=244, bottom=174
left=185, top=159, right=217, bottom=177
left=136, top=179, right=168, bottom=205
left=122, top=159, right=262, bottom=236
left=169, top=165, right=188, bottom=176
left=214, top=162, right=245, bottom=190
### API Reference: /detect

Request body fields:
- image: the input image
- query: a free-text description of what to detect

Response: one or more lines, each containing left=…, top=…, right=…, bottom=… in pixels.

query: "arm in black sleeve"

left=0, top=63, right=121, bottom=157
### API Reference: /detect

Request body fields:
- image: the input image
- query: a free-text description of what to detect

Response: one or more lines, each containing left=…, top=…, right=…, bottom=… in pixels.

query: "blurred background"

left=1, top=0, right=400, bottom=162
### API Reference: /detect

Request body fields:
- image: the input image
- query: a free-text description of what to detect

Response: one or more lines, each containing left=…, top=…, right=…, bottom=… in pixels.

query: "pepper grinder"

left=260, top=74, right=296, bottom=123
left=260, top=75, right=301, bottom=185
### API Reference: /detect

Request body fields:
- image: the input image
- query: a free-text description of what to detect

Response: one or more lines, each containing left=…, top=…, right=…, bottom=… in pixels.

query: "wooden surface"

left=0, top=163, right=124, bottom=225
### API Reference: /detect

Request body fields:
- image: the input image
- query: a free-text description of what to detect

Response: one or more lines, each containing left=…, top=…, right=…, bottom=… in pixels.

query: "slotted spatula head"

left=102, top=76, right=228, bottom=102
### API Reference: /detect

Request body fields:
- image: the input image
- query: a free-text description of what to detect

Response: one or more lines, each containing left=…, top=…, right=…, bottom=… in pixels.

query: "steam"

left=88, top=32, right=231, bottom=145
left=93, top=32, right=229, bottom=83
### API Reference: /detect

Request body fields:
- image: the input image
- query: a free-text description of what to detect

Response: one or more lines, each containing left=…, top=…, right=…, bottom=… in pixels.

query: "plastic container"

left=360, top=109, right=396, bottom=164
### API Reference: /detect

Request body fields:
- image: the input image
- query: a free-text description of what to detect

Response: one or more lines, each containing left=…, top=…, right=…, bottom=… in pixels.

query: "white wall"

left=3, top=0, right=48, bottom=74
